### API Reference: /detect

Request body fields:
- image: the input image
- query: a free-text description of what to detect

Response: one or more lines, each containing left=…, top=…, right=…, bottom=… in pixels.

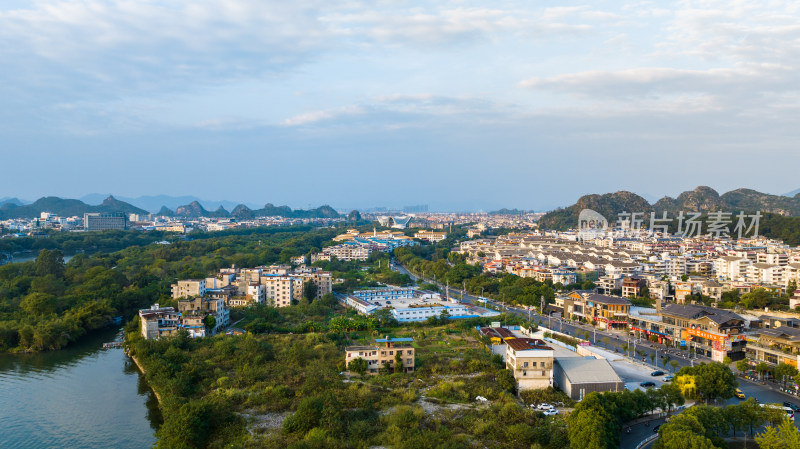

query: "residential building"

left=171, top=279, right=207, bottom=299
left=505, top=338, right=555, bottom=390
left=622, top=277, right=647, bottom=298
left=345, top=337, right=416, bottom=374
left=139, top=304, right=180, bottom=340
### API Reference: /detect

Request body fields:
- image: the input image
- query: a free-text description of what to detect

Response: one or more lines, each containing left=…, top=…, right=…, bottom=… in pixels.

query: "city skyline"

left=2, top=1, right=799, bottom=210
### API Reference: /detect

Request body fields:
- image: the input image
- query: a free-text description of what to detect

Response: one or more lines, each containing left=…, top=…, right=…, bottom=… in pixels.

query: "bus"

left=761, top=403, right=795, bottom=421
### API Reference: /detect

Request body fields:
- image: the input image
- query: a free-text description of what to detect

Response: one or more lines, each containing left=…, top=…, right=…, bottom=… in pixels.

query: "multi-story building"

left=659, top=303, right=746, bottom=361
left=622, top=277, right=647, bottom=298
left=745, top=324, right=800, bottom=368
left=322, top=244, right=372, bottom=261
left=596, top=274, right=623, bottom=294
left=171, top=279, right=207, bottom=299
left=414, top=231, right=448, bottom=242
left=139, top=304, right=180, bottom=340
left=261, top=275, right=295, bottom=307
left=714, top=256, right=750, bottom=281
left=505, top=338, right=555, bottom=390
left=177, top=297, right=230, bottom=334
left=84, top=212, right=127, bottom=231
left=746, top=263, right=782, bottom=285
left=345, top=337, right=416, bottom=374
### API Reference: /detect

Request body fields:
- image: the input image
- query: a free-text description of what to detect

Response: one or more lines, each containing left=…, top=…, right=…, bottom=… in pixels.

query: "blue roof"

left=376, top=337, right=414, bottom=342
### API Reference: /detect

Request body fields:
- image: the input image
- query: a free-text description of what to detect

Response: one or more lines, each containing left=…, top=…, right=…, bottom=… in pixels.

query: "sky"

left=1, top=0, right=799, bottom=212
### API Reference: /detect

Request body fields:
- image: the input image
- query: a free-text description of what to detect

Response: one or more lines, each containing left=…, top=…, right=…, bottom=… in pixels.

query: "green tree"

left=394, top=351, right=403, bottom=373
left=736, top=359, right=750, bottom=373
left=303, top=280, right=318, bottom=302
left=756, top=362, right=772, bottom=379
left=678, top=362, right=737, bottom=403
left=654, top=414, right=715, bottom=449
left=659, top=383, right=685, bottom=414
left=203, top=315, right=216, bottom=331
left=738, top=398, right=766, bottom=436
left=756, top=419, right=800, bottom=449
left=34, top=249, right=65, bottom=278
left=567, top=404, right=613, bottom=449
left=20, top=292, right=58, bottom=316
left=348, top=357, right=367, bottom=376
left=497, top=369, right=516, bottom=393
left=775, top=363, right=799, bottom=386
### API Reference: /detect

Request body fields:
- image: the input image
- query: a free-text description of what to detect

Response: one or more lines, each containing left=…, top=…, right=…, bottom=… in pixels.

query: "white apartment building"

left=746, top=263, right=783, bottom=285
left=714, top=256, right=750, bottom=281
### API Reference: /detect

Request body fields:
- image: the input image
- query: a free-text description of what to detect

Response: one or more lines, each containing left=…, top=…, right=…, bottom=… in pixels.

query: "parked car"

left=651, top=370, right=665, bottom=376
left=537, top=403, right=554, bottom=411
left=663, top=375, right=674, bottom=382
left=735, top=389, right=745, bottom=399
left=641, top=381, right=656, bottom=388
left=543, top=409, right=559, bottom=416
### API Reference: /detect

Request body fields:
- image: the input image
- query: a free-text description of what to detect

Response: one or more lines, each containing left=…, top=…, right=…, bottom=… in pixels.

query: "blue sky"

left=1, top=0, right=799, bottom=211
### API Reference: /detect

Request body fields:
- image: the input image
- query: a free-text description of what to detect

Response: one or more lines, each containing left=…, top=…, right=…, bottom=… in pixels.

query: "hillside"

left=538, top=191, right=653, bottom=230
left=0, top=195, right=148, bottom=219
left=539, top=186, right=800, bottom=231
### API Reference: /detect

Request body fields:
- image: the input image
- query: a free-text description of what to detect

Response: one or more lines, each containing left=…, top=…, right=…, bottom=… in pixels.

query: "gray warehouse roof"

left=556, top=357, right=623, bottom=384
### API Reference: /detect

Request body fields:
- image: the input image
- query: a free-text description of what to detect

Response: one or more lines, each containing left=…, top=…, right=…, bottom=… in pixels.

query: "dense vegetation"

left=567, top=386, right=684, bottom=449
left=0, top=226, right=339, bottom=352
left=654, top=399, right=793, bottom=449
left=0, top=228, right=176, bottom=254
left=128, top=313, right=569, bottom=449
left=394, top=244, right=588, bottom=308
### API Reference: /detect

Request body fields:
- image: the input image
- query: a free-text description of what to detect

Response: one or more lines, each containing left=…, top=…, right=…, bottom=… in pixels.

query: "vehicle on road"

left=640, top=381, right=656, bottom=388
left=735, top=389, right=745, bottom=399
left=536, top=404, right=554, bottom=411
left=663, top=375, right=674, bottom=382
left=651, top=370, right=665, bottom=376
left=653, top=424, right=661, bottom=433
left=783, top=402, right=800, bottom=412
left=762, top=404, right=795, bottom=421
left=543, top=409, right=559, bottom=416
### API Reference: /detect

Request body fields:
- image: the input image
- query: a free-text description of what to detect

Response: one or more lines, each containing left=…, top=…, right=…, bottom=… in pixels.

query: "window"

left=523, top=371, right=527, bottom=376
left=531, top=361, right=537, bottom=367
left=523, top=362, right=528, bottom=367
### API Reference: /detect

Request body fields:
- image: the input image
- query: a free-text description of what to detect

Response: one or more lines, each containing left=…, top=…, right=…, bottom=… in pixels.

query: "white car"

left=543, top=409, right=559, bottom=416
left=537, top=403, right=554, bottom=411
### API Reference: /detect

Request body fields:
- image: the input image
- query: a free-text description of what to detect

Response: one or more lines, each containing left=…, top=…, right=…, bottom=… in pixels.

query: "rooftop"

left=507, top=338, right=552, bottom=352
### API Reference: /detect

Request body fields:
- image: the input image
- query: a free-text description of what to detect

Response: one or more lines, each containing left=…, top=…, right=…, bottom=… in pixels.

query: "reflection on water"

left=0, top=328, right=159, bottom=448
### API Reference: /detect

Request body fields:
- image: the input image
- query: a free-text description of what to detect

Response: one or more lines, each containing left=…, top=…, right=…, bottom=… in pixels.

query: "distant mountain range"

left=0, top=195, right=341, bottom=220
left=79, top=194, right=260, bottom=213
left=539, top=186, right=800, bottom=230
left=165, top=201, right=340, bottom=219
left=0, top=196, right=148, bottom=219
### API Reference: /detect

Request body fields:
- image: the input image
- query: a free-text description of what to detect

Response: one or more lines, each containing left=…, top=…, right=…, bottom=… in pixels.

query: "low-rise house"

left=505, top=338, right=554, bottom=390
left=345, top=337, right=416, bottom=374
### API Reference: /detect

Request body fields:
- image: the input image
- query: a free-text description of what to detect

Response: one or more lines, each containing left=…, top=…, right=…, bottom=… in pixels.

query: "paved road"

left=393, top=261, right=705, bottom=373
left=394, top=261, right=800, bottom=438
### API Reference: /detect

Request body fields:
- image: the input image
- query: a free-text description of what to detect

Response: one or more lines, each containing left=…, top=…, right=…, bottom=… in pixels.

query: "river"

left=0, top=328, right=159, bottom=448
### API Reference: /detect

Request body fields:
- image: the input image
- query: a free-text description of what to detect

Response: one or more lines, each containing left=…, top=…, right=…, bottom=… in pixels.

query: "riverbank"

left=129, top=352, right=163, bottom=403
